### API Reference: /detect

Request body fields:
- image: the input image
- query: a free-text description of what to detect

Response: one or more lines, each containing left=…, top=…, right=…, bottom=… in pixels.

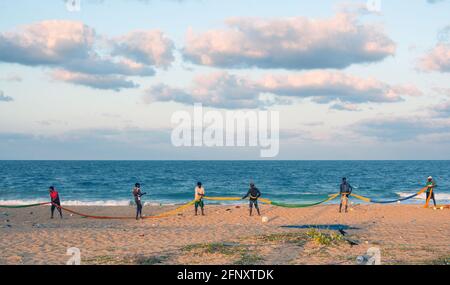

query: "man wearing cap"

left=425, top=176, right=437, bottom=207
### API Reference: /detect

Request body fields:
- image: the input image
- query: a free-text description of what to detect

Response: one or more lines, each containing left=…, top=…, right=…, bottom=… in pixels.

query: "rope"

left=51, top=200, right=196, bottom=220
left=424, top=188, right=433, bottom=208
left=204, top=193, right=340, bottom=208
left=204, top=196, right=274, bottom=204
left=54, top=204, right=135, bottom=220
left=143, top=201, right=195, bottom=219
left=350, top=193, right=371, bottom=203
left=350, top=187, right=428, bottom=204
left=203, top=197, right=242, bottom=202
left=0, top=186, right=444, bottom=220
left=435, top=205, right=450, bottom=209
left=270, top=193, right=340, bottom=208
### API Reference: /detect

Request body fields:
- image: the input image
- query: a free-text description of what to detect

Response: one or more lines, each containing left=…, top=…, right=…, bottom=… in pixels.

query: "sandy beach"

left=0, top=203, right=449, bottom=265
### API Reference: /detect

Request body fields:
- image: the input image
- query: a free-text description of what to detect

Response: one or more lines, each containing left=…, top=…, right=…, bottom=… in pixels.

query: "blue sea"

left=0, top=161, right=449, bottom=206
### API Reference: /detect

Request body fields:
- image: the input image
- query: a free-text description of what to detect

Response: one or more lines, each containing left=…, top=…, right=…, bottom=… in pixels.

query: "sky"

left=0, top=0, right=449, bottom=160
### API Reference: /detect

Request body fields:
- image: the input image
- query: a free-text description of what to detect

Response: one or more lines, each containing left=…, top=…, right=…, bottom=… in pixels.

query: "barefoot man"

left=425, top=176, right=437, bottom=208
left=242, top=182, right=261, bottom=216
left=49, top=186, right=63, bottom=219
left=194, top=182, right=205, bottom=216
left=339, top=177, right=353, bottom=213
left=132, top=183, right=146, bottom=220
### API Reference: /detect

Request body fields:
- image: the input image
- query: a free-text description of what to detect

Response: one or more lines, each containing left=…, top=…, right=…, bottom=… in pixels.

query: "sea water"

left=0, top=161, right=448, bottom=206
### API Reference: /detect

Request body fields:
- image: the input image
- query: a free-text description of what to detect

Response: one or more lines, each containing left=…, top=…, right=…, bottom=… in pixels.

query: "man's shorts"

left=249, top=199, right=259, bottom=208
left=340, top=193, right=350, bottom=202
left=195, top=200, right=204, bottom=208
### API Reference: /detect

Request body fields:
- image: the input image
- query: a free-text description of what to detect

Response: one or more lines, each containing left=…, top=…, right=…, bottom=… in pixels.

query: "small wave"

left=0, top=199, right=183, bottom=207
left=0, top=199, right=133, bottom=206
left=0, top=199, right=49, bottom=205
left=397, top=192, right=450, bottom=201
left=61, top=200, right=132, bottom=206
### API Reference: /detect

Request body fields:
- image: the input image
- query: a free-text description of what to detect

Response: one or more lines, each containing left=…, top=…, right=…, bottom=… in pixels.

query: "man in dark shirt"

left=339, top=177, right=353, bottom=213
left=242, top=182, right=261, bottom=216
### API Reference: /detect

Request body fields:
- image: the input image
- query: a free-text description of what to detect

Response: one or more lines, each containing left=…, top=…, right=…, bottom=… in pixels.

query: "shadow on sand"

left=281, top=224, right=359, bottom=231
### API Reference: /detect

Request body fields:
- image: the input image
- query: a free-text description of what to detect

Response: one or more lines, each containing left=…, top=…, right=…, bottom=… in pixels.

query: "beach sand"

left=0, top=203, right=449, bottom=265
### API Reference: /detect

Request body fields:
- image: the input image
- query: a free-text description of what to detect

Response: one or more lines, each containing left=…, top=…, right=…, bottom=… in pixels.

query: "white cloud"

left=418, top=43, right=450, bottom=72
left=112, top=30, right=174, bottom=67
left=427, top=0, right=447, bottom=4
left=0, top=90, right=13, bottom=102
left=0, top=20, right=95, bottom=66
left=0, top=74, right=22, bottom=82
left=145, top=71, right=421, bottom=109
left=354, top=117, right=450, bottom=141
left=432, top=87, right=450, bottom=96
left=433, top=101, right=450, bottom=117
left=257, top=72, right=421, bottom=103
left=0, top=20, right=175, bottom=90
left=329, top=102, right=361, bottom=111
left=183, top=12, right=395, bottom=70
left=144, top=72, right=269, bottom=109
left=52, top=70, right=139, bottom=91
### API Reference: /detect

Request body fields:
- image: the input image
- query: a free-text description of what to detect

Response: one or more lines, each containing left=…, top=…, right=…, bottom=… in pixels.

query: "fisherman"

left=425, top=176, right=437, bottom=207
left=339, top=177, right=353, bottom=213
left=49, top=186, right=63, bottom=219
left=194, top=182, right=205, bottom=216
left=132, top=183, right=146, bottom=220
left=242, top=182, right=261, bottom=216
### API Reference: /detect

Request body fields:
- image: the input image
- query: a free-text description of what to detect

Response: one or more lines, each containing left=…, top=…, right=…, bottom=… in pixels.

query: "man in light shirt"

left=425, top=176, right=437, bottom=208
left=194, top=181, right=205, bottom=216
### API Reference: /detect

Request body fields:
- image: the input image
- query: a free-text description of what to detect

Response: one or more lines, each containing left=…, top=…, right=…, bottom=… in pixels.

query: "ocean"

left=0, top=161, right=449, bottom=206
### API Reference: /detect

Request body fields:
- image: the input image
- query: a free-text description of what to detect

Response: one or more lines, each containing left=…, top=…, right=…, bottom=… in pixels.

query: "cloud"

left=0, top=20, right=175, bottom=90
left=52, top=70, right=139, bottom=91
left=145, top=71, right=421, bottom=109
left=0, top=20, right=95, bottom=66
left=329, top=102, right=361, bottom=111
left=112, top=30, right=174, bottom=67
left=0, top=74, right=22, bottom=82
left=144, top=72, right=268, bottom=109
left=183, top=12, right=395, bottom=70
left=434, top=101, right=450, bottom=117
left=418, top=43, right=450, bottom=72
left=433, top=87, right=450, bottom=95
left=257, top=72, right=422, bottom=103
left=354, top=117, right=450, bottom=141
left=0, top=128, right=173, bottom=159
left=0, top=90, right=13, bottom=102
